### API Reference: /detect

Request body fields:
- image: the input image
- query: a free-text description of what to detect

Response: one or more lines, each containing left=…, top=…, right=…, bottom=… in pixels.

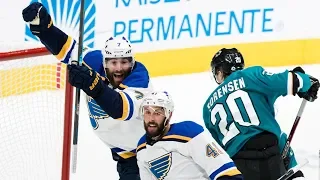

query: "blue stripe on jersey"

left=137, top=134, right=147, bottom=148
left=111, top=147, right=136, bottom=159
left=111, top=147, right=124, bottom=153
left=209, top=162, right=237, bottom=180
left=111, top=147, right=136, bottom=153
left=165, top=121, right=204, bottom=139
left=82, top=50, right=105, bottom=75
left=116, top=91, right=134, bottom=121
left=122, top=62, right=149, bottom=88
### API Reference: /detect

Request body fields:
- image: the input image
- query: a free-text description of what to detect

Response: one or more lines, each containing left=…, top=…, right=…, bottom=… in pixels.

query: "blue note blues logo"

left=86, top=96, right=110, bottom=130
left=148, top=153, right=172, bottom=180
left=25, top=0, right=96, bottom=48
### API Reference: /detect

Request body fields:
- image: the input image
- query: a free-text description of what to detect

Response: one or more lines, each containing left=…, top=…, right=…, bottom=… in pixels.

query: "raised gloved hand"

left=291, top=66, right=319, bottom=102
left=22, top=2, right=52, bottom=34
left=68, top=63, right=106, bottom=98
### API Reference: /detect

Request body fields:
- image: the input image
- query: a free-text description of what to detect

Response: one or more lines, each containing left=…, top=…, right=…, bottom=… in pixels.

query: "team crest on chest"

left=147, top=152, right=172, bottom=180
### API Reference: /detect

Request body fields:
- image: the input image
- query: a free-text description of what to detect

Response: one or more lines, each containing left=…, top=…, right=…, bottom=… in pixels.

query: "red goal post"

left=0, top=42, right=73, bottom=180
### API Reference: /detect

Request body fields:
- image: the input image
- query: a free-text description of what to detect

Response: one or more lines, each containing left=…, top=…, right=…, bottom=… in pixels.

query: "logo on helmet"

left=235, top=57, right=242, bottom=63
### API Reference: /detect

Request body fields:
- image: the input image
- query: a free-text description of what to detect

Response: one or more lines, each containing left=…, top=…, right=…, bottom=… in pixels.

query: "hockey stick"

left=71, top=0, right=86, bottom=174
left=281, top=99, right=307, bottom=160
left=277, top=159, right=309, bottom=180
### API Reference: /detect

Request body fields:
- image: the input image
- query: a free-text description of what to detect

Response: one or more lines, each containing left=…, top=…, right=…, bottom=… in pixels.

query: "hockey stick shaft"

left=281, top=99, right=307, bottom=160
left=71, top=0, right=85, bottom=174
left=277, top=159, right=309, bottom=180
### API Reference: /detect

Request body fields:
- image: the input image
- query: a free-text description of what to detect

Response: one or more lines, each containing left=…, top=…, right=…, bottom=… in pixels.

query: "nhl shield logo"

left=148, top=153, right=172, bottom=180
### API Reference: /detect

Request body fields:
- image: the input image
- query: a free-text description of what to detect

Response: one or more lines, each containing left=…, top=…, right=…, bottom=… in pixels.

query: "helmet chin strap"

left=214, top=74, right=220, bottom=85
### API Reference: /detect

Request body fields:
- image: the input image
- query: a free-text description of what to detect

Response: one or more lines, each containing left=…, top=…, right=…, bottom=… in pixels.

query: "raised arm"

left=22, top=2, right=77, bottom=63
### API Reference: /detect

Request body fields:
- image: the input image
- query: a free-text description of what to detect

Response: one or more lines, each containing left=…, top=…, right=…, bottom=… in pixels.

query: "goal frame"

left=0, top=47, right=73, bottom=180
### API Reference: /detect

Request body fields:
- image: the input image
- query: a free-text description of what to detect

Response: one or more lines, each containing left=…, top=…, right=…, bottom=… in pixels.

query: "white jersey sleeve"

left=187, top=124, right=241, bottom=180
left=116, top=87, right=150, bottom=121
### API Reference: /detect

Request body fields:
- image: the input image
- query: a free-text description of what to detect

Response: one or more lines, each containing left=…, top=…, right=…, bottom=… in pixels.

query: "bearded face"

left=142, top=106, right=166, bottom=137
left=104, top=58, right=133, bottom=87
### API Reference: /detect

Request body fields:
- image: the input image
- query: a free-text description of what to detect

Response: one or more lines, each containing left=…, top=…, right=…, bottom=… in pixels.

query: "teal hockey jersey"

left=203, top=66, right=311, bottom=168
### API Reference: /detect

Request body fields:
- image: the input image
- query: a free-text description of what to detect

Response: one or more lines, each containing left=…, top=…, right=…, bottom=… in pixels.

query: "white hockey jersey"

left=56, top=37, right=153, bottom=159
left=82, top=49, right=153, bottom=159
left=32, top=20, right=153, bottom=159
left=136, top=121, right=242, bottom=180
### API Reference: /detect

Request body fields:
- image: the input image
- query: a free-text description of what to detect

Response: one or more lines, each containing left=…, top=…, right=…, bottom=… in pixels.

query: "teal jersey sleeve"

left=242, top=66, right=311, bottom=98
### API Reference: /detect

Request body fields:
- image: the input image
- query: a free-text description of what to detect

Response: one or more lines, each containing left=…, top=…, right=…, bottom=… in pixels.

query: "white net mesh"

left=0, top=42, right=69, bottom=180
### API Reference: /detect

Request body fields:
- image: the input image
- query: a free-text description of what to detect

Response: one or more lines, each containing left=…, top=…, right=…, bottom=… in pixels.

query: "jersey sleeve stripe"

left=160, top=135, right=192, bottom=143
left=119, top=84, right=128, bottom=89
left=111, top=147, right=136, bottom=159
left=288, top=72, right=305, bottom=95
left=136, top=142, right=147, bottom=153
left=116, top=92, right=134, bottom=121
left=55, top=36, right=75, bottom=63
left=119, top=151, right=136, bottom=159
left=209, top=162, right=241, bottom=180
left=296, top=73, right=303, bottom=92
left=287, top=72, right=293, bottom=95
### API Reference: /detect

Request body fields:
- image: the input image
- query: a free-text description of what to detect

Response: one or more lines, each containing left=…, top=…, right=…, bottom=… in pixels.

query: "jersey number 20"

left=210, top=90, right=260, bottom=145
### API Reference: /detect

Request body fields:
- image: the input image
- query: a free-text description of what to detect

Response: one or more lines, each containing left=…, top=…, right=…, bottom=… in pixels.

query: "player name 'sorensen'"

left=210, top=77, right=246, bottom=104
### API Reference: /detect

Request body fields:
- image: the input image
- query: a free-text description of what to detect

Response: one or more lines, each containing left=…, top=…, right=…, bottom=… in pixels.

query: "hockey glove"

left=283, top=155, right=305, bottom=180
left=291, top=66, right=319, bottom=102
left=68, top=64, right=105, bottom=98
left=22, top=2, right=52, bottom=35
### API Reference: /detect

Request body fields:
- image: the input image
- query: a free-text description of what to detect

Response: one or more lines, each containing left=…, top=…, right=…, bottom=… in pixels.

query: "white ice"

left=0, top=64, right=319, bottom=180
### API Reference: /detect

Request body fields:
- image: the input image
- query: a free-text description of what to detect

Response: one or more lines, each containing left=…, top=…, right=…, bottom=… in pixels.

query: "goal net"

left=0, top=42, right=73, bottom=180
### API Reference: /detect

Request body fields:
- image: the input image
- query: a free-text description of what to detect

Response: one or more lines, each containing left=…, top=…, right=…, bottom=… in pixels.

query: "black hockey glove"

left=22, top=2, right=52, bottom=35
left=283, top=156, right=304, bottom=179
left=291, top=66, right=319, bottom=102
left=68, top=63, right=105, bottom=98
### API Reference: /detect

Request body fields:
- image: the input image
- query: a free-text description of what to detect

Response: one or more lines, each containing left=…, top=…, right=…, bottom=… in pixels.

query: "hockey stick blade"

left=281, top=99, right=307, bottom=160
left=277, top=159, right=309, bottom=180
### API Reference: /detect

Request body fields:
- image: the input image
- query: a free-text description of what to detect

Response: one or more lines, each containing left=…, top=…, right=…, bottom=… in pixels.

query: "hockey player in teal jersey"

left=202, top=48, right=319, bottom=180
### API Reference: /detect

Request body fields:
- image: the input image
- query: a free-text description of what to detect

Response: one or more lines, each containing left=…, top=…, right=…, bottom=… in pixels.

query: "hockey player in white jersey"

left=136, top=91, right=243, bottom=180
left=22, top=2, right=152, bottom=179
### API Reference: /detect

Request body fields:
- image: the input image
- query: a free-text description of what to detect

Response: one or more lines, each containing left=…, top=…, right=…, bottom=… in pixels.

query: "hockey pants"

left=232, top=131, right=288, bottom=180
left=111, top=150, right=140, bottom=180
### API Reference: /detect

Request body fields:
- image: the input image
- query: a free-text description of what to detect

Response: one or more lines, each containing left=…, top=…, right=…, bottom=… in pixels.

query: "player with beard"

left=22, top=3, right=153, bottom=179
left=136, top=91, right=243, bottom=180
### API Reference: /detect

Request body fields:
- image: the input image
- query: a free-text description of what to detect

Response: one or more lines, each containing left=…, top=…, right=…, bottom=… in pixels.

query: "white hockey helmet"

left=140, top=91, right=174, bottom=120
left=103, top=36, right=135, bottom=65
